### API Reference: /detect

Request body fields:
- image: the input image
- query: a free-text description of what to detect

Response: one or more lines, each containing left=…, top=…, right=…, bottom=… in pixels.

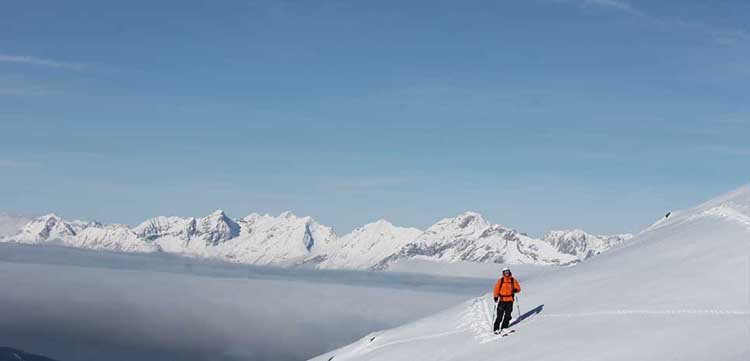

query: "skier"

left=493, top=266, right=521, bottom=334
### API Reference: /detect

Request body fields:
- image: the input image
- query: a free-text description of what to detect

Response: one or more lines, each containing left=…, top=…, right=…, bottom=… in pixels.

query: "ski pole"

left=516, top=295, right=521, bottom=319
left=492, top=296, right=498, bottom=331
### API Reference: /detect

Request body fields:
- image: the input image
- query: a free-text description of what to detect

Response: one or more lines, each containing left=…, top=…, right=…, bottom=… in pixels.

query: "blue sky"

left=1, top=0, right=748, bottom=236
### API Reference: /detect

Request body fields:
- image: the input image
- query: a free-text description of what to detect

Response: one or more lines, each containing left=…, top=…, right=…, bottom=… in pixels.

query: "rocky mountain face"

left=12, top=214, right=81, bottom=243
left=131, top=210, right=241, bottom=253
left=1, top=210, right=633, bottom=270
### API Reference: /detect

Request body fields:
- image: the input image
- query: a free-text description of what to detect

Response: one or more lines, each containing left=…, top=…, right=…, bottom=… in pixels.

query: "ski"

left=491, top=329, right=515, bottom=337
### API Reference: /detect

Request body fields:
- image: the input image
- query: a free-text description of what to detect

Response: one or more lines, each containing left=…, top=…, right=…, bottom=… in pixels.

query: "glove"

left=493, top=297, right=498, bottom=302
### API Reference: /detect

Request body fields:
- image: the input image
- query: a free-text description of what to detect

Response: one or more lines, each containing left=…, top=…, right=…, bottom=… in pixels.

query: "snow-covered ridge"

left=375, top=212, right=579, bottom=268
left=697, top=205, right=750, bottom=229
left=1, top=209, right=639, bottom=270
left=541, top=229, right=633, bottom=260
left=639, top=185, right=750, bottom=237
left=317, top=219, right=422, bottom=270
left=12, top=213, right=81, bottom=243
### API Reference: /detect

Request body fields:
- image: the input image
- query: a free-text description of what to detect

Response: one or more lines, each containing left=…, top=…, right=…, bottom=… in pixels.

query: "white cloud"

left=560, top=0, right=747, bottom=47
left=0, top=54, right=85, bottom=71
left=582, top=0, right=637, bottom=13
left=553, top=0, right=642, bottom=15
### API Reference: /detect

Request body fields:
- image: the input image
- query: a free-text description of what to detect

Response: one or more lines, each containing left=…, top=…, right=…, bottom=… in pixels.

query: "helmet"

left=502, top=267, right=511, bottom=274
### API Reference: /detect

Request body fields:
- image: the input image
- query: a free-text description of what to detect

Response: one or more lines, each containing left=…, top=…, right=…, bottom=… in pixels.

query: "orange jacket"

left=493, top=276, right=521, bottom=302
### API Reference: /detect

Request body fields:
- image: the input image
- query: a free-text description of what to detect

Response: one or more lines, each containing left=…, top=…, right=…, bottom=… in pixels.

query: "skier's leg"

left=492, top=300, right=502, bottom=332
left=501, top=302, right=513, bottom=329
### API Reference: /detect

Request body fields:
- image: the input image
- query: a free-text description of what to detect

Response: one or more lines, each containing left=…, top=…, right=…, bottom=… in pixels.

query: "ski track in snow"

left=333, top=297, right=750, bottom=359
left=459, top=297, right=548, bottom=344
left=457, top=297, right=749, bottom=344
left=363, top=329, right=467, bottom=354
left=539, top=309, right=750, bottom=317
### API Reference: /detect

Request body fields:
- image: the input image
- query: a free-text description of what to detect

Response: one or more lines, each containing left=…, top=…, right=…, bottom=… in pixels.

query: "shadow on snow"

left=510, top=304, right=544, bottom=327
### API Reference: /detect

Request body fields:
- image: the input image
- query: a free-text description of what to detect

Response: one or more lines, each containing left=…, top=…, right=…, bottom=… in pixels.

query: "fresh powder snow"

left=309, top=185, right=750, bottom=361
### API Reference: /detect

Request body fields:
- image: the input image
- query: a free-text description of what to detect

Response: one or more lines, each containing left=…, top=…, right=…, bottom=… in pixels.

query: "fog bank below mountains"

left=0, top=243, right=492, bottom=361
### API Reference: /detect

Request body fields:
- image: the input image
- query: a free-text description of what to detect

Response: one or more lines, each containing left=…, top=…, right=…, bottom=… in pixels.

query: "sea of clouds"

left=0, top=243, right=491, bottom=361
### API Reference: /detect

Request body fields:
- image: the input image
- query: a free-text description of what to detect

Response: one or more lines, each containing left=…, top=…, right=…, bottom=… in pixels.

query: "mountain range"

left=1, top=210, right=632, bottom=270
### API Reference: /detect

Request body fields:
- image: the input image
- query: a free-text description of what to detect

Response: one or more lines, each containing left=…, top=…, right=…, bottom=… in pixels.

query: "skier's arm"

left=493, top=279, right=501, bottom=300
left=514, top=279, right=521, bottom=293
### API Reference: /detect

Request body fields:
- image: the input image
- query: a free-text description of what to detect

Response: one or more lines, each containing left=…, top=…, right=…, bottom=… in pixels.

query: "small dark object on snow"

left=665, top=212, right=671, bottom=219
left=369, top=336, right=376, bottom=343
left=327, top=356, right=335, bottom=361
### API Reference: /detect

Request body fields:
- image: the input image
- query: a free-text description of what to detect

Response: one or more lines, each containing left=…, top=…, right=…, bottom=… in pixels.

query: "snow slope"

left=310, top=185, right=750, bottom=361
left=73, top=225, right=160, bottom=253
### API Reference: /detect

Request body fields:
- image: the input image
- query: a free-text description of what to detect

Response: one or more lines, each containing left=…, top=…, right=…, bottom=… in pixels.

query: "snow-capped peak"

left=133, top=216, right=194, bottom=241
left=5, top=213, right=156, bottom=254
left=451, top=211, right=491, bottom=230
left=196, top=209, right=240, bottom=246
left=542, top=229, right=633, bottom=260
left=240, top=212, right=268, bottom=223
left=354, top=219, right=403, bottom=234
left=73, top=225, right=160, bottom=253
left=546, top=228, right=588, bottom=239
left=375, top=212, right=578, bottom=269
left=418, top=212, right=491, bottom=241
left=279, top=211, right=297, bottom=219
left=40, top=213, right=62, bottom=220
left=13, top=213, right=78, bottom=243
left=317, top=219, right=422, bottom=270
left=208, top=211, right=337, bottom=266
left=208, top=209, right=227, bottom=217
left=371, top=218, right=393, bottom=227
